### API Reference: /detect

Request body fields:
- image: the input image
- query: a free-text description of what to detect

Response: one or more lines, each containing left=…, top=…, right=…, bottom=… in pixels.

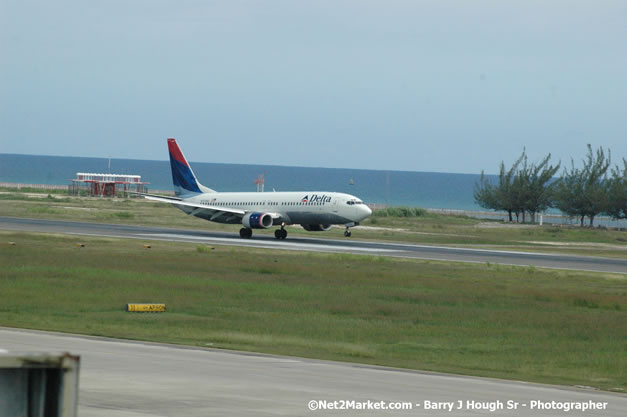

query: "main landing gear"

left=344, top=226, right=352, bottom=238
left=239, top=228, right=253, bottom=239
left=274, top=224, right=287, bottom=240
left=239, top=226, right=287, bottom=240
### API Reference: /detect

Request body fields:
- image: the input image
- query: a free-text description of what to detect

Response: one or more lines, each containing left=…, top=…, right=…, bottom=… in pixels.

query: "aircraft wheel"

left=344, top=230, right=352, bottom=237
left=240, top=228, right=252, bottom=239
left=274, top=229, right=282, bottom=240
left=280, top=229, right=287, bottom=240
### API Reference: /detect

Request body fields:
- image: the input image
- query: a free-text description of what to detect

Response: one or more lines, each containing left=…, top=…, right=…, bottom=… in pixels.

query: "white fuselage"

left=180, top=191, right=372, bottom=226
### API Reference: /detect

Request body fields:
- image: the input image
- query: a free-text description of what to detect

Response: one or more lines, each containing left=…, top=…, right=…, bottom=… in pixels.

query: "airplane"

left=137, top=138, right=372, bottom=239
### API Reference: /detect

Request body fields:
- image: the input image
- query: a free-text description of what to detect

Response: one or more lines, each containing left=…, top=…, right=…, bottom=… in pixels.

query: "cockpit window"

left=346, top=199, right=363, bottom=205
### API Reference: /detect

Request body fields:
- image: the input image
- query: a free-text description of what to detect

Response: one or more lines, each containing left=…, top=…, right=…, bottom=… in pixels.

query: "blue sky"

left=1, top=0, right=626, bottom=174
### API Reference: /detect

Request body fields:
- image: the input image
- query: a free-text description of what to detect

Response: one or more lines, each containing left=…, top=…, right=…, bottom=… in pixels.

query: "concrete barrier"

left=0, top=352, right=80, bottom=417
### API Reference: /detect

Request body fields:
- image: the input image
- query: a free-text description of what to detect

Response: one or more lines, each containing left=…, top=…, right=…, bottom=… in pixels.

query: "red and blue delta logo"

left=301, top=194, right=332, bottom=204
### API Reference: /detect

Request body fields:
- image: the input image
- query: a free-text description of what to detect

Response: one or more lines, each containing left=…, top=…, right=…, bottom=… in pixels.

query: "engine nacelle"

left=301, top=224, right=333, bottom=232
left=242, top=212, right=273, bottom=229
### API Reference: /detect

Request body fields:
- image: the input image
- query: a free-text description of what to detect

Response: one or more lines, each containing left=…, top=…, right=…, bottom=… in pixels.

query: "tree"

left=523, top=153, right=560, bottom=223
left=474, top=154, right=525, bottom=222
left=552, top=162, right=585, bottom=225
left=511, top=158, right=529, bottom=222
left=474, top=150, right=558, bottom=223
left=474, top=170, right=498, bottom=214
left=606, top=158, right=627, bottom=220
left=552, top=145, right=610, bottom=227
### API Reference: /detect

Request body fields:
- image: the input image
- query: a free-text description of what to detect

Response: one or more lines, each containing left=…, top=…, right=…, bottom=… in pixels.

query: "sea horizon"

left=0, top=152, right=488, bottom=177
left=0, top=152, right=488, bottom=211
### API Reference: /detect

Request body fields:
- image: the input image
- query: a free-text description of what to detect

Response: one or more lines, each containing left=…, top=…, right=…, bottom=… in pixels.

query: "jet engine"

left=301, top=224, right=333, bottom=232
left=242, top=212, right=273, bottom=229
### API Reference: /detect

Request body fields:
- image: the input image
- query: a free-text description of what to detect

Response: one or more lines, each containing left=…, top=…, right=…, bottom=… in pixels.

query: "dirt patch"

left=526, top=241, right=627, bottom=251
left=474, top=222, right=536, bottom=229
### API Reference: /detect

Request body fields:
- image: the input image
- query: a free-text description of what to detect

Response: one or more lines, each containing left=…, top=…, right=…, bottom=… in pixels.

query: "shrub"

left=373, top=206, right=426, bottom=218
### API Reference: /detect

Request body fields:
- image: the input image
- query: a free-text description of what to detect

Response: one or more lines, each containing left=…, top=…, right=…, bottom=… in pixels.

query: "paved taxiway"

left=1, top=216, right=627, bottom=273
left=2, top=328, right=625, bottom=417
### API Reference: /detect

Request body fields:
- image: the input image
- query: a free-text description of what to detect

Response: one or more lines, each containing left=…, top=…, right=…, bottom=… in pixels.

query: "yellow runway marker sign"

left=126, top=303, right=166, bottom=312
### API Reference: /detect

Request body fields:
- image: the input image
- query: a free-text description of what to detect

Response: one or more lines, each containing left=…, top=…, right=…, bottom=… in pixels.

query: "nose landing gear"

left=344, top=227, right=352, bottom=238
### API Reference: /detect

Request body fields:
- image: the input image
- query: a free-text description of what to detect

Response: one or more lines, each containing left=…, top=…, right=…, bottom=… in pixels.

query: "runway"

left=2, top=216, right=627, bottom=273
left=1, top=328, right=625, bottom=417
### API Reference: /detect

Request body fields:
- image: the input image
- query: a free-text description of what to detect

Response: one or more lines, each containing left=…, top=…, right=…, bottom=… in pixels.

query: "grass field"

left=1, top=191, right=627, bottom=258
left=1, top=231, right=625, bottom=392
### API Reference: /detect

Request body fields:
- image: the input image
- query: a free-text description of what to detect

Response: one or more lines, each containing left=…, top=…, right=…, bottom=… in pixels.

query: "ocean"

left=0, top=153, right=485, bottom=210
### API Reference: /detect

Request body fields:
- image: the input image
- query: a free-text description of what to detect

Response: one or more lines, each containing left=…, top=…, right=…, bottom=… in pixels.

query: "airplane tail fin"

left=168, top=138, right=216, bottom=195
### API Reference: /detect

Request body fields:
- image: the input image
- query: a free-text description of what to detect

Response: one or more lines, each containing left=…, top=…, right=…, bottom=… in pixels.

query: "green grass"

left=373, top=206, right=427, bottom=217
left=0, top=186, right=68, bottom=195
left=1, top=231, right=625, bottom=391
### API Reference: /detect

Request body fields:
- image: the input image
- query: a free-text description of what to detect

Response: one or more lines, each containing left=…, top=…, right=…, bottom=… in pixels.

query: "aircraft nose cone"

left=361, top=204, right=372, bottom=219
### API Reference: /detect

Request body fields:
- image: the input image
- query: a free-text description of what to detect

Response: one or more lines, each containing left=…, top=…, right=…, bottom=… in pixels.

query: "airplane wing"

left=135, top=193, right=282, bottom=222
left=141, top=194, right=245, bottom=215
left=128, top=192, right=183, bottom=202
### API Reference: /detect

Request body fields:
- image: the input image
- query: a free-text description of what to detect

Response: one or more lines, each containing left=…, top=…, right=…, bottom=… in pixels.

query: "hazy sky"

left=2, top=0, right=626, bottom=174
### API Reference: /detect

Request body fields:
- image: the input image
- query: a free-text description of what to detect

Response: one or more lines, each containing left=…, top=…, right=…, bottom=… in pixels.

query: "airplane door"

left=332, top=198, right=338, bottom=212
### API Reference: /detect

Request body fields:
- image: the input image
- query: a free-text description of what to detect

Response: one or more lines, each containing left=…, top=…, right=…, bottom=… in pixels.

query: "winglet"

left=168, top=138, right=215, bottom=195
